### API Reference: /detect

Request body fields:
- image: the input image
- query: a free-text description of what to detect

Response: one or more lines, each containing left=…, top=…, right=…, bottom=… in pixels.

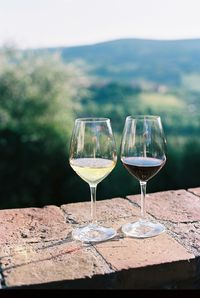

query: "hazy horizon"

left=1, top=0, right=200, bottom=49
left=2, top=36, right=200, bottom=51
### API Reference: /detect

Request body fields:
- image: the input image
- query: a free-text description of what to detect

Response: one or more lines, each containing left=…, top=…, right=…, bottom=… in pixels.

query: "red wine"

left=121, top=157, right=166, bottom=182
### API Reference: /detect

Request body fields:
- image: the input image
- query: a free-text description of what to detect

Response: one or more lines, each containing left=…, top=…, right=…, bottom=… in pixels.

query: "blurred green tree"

left=0, top=48, right=88, bottom=208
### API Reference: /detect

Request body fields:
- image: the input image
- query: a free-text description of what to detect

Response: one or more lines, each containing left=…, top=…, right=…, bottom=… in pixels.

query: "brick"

left=95, top=232, right=194, bottom=271
left=61, top=197, right=140, bottom=224
left=166, top=221, right=200, bottom=256
left=188, top=187, right=200, bottom=197
left=94, top=228, right=196, bottom=288
left=0, top=241, right=111, bottom=288
left=127, top=189, right=200, bottom=223
left=0, top=188, right=200, bottom=289
left=0, top=206, right=70, bottom=245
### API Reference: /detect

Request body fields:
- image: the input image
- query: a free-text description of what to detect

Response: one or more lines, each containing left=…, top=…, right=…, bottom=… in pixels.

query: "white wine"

left=70, top=158, right=116, bottom=185
left=69, top=118, right=117, bottom=243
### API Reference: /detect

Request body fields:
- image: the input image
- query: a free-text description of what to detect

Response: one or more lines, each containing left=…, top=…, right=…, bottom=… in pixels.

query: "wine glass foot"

left=72, top=223, right=117, bottom=243
left=121, top=220, right=165, bottom=238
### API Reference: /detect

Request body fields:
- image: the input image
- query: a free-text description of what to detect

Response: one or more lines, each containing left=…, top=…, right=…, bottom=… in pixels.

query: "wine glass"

left=69, top=118, right=117, bottom=243
left=120, top=115, right=167, bottom=238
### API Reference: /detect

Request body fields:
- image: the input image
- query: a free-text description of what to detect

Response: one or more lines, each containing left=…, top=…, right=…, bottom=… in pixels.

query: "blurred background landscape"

left=0, top=0, right=200, bottom=209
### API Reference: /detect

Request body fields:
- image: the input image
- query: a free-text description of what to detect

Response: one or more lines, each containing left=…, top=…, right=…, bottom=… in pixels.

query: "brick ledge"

left=0, top=187, right=200, bottom=289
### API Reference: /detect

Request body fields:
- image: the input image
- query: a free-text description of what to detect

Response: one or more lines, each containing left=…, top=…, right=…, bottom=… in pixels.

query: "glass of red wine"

left=120, top=115, right=167, bottom=238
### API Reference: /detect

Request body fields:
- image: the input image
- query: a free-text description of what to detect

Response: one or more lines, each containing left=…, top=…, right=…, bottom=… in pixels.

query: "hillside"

left=37, top=38, right=200, bottom=86
left=1, top=39, right=200, bottom=208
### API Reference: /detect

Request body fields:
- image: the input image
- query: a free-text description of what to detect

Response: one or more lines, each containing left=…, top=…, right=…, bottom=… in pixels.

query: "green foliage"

left=0, top=48, right=87, bottom=208
left=1, top=40, right=200, bottom=209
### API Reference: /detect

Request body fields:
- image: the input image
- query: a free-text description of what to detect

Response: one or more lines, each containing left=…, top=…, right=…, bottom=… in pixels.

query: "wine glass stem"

left=140, top=181, right=147, bottom=220
left=90, top=185, right=97, bottom=225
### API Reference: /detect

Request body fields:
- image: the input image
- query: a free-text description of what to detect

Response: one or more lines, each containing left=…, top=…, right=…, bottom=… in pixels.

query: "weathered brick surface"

left=188, top=187, right=200, bottom=197
left=93, top=218, right=196, bottom=289
left=0, top=206, right=70, bottom=244
left=127, top=189, right=200, bottom=222
left=95, top=233, right=194, bottom=271
left=0, top=188, right=200, bottom=289
left=0, top=241, right=112, bottom=288
left=61, top=197, right=140, bottom=224
left=166, top=221, right=200, bottom=256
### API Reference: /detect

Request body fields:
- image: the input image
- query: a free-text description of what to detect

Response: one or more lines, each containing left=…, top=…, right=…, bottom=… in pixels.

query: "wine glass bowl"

left=120, top=115, right=166, bottom=238
left=69, top=118, right=117, bottom=243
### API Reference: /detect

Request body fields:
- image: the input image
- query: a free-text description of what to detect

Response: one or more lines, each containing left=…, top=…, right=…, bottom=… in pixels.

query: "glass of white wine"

left=69, top=118, right=117, bottom=243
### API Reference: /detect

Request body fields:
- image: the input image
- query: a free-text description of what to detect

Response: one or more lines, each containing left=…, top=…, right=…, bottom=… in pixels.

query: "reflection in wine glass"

left=69, top=118, right=117, bottom=243
left=120, top=115, right=167, bottom=238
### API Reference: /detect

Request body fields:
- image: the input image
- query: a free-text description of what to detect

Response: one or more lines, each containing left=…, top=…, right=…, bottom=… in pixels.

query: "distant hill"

left=35, top=38, right=200, bottom=86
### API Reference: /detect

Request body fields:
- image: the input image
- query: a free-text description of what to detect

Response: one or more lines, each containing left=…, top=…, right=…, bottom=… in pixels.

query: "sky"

left=0, top=0, right=200, bottom=49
